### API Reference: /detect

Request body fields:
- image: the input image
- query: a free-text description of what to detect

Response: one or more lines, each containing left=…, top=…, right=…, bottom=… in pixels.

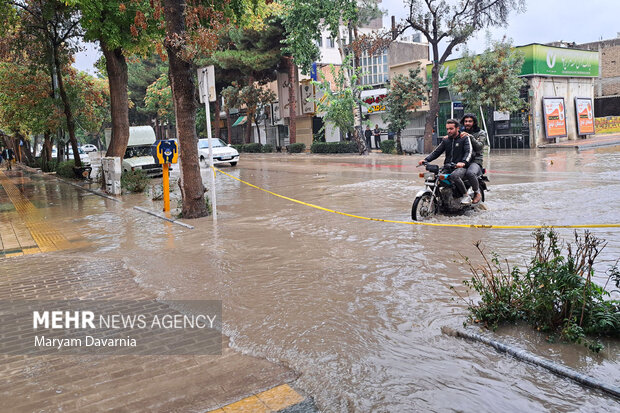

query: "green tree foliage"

left=67, top=0, right=164, bottom=158
left=144, top=73, right=174, bottom=124
left=281, top=0, right=366, bottom=73
left=237, top=84, right=276, bottom=143
left=382, top=68, right=427, bottom=154
left=450, top=40, right=526, bottom=113
left=0, top=63, right=60, bottom=136
left=314, top=57, right=369, bottom=152
left=128, top=54, right=168, bottom=124
left=402, top=0, right=525, bottom=152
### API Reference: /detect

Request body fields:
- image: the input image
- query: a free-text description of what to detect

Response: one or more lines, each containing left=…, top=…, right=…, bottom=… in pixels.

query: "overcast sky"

left=74, top=0, right=620, bottom=75
left=380, top=0, right=620, bottom=55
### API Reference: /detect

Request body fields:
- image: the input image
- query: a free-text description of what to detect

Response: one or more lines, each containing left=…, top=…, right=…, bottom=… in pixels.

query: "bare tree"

left=402, top=0, right=525, bottom=152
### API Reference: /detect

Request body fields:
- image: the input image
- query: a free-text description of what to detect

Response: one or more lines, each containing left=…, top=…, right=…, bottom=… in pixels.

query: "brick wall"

left=579, top=38, right=620, bottom=97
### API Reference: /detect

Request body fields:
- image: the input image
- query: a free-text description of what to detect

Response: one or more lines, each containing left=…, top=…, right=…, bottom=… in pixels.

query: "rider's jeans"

left=465, top=163, right=481, bottom=192
left=450, top=167, right=469, bottom=197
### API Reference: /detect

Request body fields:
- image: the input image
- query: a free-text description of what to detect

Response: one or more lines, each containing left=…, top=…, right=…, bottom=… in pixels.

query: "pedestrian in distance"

left=373, top=124, right=381, bottom=150
left=2, top=146, right=15, bottom=170
left=364, top=125, right=372, bottom=150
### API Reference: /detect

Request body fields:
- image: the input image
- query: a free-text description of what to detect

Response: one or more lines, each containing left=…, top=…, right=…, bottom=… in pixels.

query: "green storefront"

left=428, top=44, right=598, bottom=148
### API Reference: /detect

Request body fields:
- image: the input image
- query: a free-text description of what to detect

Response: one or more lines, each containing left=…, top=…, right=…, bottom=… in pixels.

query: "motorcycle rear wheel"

left=412, top=193, right=436, bottom=221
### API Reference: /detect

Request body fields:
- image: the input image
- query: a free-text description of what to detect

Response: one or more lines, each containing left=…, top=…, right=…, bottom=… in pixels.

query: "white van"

left=105, top=126, right=163, bottom=177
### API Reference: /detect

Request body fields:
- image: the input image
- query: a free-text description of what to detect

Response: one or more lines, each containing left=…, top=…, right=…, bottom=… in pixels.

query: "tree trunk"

left=163, top=0, right=208, bottom=219
left=32, top=135, right=39, bottom=158
left=101, top=42, right=130, bottom=158
left=53, top=48, right=81, bottom=168
left=44, top=132, right=52, bottom=161
left=244, top=110, right=253, bottom=144
left=214, top=97, right=221, bottom=140
left=226, top=107, right=232, bottom=144
left=424, top=45, right=441, bottom=154
left=396, top=130, right=402, bottom=155
left=286, top=56, right=296, bottom=144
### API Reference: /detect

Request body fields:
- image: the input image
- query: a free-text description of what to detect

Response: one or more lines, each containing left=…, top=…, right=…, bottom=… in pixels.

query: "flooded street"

left=16, top=148, right=620, bottom=411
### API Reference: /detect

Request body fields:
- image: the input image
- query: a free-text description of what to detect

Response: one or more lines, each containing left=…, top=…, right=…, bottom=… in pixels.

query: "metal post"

left=479, top=106, right=490, bottom=147
left=202, top=69, right=217, bottom=221
left=163, top=163, right=170, bottom=212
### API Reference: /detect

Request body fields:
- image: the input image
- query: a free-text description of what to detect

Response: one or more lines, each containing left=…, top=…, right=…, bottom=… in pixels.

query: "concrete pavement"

left=538, top=132, right=620, bottom=149
left=0, top=167, right=315, bottom=412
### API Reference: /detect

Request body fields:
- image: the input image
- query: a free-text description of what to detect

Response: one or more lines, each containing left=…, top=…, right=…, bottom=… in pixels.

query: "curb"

left=442, top=326, right=620, bottom=400
left=15, top=164, right=193, bottom=230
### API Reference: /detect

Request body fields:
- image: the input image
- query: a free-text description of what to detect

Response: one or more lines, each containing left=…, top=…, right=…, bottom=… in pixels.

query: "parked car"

left=51, top=147, right=91, bottom=166
left=197, top=138, right=239, bottom=166
left=81, top=144, right=98, bottom=153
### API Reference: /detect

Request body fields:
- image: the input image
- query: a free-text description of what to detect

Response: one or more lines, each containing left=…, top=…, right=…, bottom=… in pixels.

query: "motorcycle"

left=411, top=162, right=489, bottom=221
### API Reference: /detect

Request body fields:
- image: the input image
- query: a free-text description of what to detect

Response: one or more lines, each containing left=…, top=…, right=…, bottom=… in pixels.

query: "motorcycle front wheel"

left=412, top=193, right=436, bottom=221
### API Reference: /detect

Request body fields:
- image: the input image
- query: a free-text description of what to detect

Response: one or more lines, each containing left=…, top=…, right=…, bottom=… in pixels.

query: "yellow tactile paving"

left=256, top=384, right=305, bottom=411
left=221, top=396, right=269, bottom=413
left=208, top=384, right=304, bottom=413
left=0, top=170, right=72, bottom=255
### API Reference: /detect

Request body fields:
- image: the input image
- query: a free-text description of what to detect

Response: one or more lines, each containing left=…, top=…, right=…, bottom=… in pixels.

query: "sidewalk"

left=0, top=168, right=315, bottom=412
left=538, top=132, right=620, bottom=149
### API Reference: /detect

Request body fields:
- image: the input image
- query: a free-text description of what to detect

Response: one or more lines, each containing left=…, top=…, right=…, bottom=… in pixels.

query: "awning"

left=232, top=116, right=247, bottom=127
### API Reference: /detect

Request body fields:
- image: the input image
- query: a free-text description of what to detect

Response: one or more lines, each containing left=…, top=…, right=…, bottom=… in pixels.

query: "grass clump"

left=454, top=229, right=620, bottom=352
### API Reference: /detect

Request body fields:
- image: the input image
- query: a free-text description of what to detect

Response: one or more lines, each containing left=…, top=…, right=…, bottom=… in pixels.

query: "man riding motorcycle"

left=461, top=113, right=487, bottom=204
left=417, top=119, right=474, bottom=205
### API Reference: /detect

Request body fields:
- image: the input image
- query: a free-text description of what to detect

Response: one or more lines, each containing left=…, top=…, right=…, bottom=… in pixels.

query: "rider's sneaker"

left=460, top=195, right=472, bottom=205
left=472, top=192, right=482, bottom=204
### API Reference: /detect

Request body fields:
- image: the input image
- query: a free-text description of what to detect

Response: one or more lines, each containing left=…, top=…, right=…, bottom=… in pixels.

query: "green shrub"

left=380, top=140, right=396, bottom=154
left=310, top=142, right=358, bottom=153
left=121, top=169, right=149, bottom=193
left=231, top=144, right=243, bottom=152
left=455, top=229, right=620, bottom=352
left=242, top=143, right=262, bottom=153
left=286, top=143, right=306, bottom=153
left=55, top=160, right=76, bottom=179
left=261, top=144, right=274, bottom=153
left=27, top=157, right=41, bottom=169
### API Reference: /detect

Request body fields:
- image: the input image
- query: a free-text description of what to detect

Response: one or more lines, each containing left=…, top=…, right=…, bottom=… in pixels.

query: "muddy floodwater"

left=46, top=148, right=620, bottom=411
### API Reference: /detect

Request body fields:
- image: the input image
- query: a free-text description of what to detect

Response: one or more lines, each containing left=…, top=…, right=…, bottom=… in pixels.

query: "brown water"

left=24, top=148, right=620, bottom=411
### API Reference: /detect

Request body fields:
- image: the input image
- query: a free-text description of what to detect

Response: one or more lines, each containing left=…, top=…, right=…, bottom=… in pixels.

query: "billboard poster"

left=542, top=97, right=567, bottom=138
left=574, top=97, right=595, bottom=135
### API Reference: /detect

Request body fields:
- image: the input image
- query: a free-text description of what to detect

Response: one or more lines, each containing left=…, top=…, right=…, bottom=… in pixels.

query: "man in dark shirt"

left=418, top=119, right=474, bottom=204
left=373, top=124, right=381, bottom=149
left=2, top=147, right=15, bottom=170
left=364, top=125, right=372, bottom=150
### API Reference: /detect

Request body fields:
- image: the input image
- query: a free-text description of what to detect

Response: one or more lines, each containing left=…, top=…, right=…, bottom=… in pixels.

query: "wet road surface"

left=3, top=147, right=619, bottom=412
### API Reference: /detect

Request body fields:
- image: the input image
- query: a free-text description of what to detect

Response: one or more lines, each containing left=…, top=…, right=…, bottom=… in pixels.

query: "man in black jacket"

left=461, top=113, right=486, bottom=204
left=364, top=125, right=372, bottom=150
left=418, top=119, right=474, bottom=204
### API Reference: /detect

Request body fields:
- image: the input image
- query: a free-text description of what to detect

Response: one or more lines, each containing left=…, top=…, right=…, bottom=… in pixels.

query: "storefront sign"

left=427, top=44, right=598, bottom=89
left=542, top=97, right=567, bottom=138
left=521, top=44, right=598, bottom=77
left=362, top=92, right=387, bottom=114
left=367, top=104, right=386, bottom=113
left=574, top=97, right=595, bottom=135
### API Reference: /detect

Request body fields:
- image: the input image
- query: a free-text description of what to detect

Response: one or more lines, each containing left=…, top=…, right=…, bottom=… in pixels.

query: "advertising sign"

left=542, top=97, right=567, bottom=139
left=574, top=97, right=595, bottom=135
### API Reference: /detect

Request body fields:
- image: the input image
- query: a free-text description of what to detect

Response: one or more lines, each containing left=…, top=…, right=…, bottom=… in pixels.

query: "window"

left=359, top=49, right=389, bottom=86
left=326, top=37, right=334, bottom=48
